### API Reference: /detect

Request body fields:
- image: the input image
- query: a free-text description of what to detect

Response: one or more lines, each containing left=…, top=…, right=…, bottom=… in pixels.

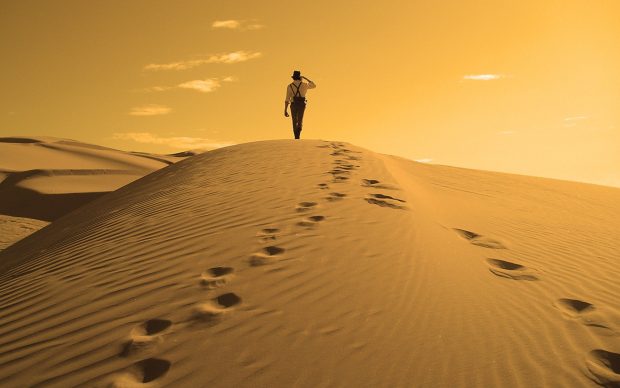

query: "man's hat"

left=291, top=70, right=301, bottom=80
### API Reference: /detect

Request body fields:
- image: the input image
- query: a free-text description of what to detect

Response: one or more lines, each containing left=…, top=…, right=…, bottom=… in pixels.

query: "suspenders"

left=290, top=82, right=302, bottom=98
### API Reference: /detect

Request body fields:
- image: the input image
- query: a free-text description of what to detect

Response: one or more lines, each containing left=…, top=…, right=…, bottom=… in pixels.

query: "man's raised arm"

left=302, top=76, right=316, bottom=89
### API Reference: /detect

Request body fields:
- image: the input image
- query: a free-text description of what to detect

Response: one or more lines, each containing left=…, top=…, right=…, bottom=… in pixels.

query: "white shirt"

left=285, top=80, right=316, bottom=103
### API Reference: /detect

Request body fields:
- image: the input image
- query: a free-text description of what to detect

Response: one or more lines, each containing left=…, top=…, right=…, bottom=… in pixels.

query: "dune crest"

left=0, top=139, right=619, bottom=387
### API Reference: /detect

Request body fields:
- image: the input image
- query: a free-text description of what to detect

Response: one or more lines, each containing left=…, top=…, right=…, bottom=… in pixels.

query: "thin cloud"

left=498, top=130, right=517, bottom=135
left=129, top=104, right=172, bottom=116
left=144, top=76, right=236, bottom=93
left=142, top=86, right=174, bottom=92
left=462, top=74, right=505, bottom=81
left=245, top=23, right=264, bottom=30
left=144, top=51, right=262, bottom=71
left=212, top=20, right=241, bottom=29
left=212, top=19, right=264, bottom=31
left=563, top=115, right=589, bottom=121
left=562, top=115, right=589, bottom=128
left=178, top=79, right=222, bottom=93
left=112, top=132, right=234, bottom=150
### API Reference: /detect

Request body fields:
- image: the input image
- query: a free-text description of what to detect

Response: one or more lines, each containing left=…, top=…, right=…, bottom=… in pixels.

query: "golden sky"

left=1, top=0, right=619, bottom=187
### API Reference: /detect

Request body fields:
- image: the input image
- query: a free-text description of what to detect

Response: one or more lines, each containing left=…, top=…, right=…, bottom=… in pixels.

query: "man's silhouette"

left=284, top=70, right=316, bottom=139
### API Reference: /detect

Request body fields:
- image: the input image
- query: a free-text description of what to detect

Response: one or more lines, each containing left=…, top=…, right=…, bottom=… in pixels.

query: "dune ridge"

left=0, top=139, right=618, bottom=387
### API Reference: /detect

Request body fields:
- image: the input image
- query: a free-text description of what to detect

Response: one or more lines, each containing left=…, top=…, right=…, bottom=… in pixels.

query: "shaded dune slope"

left=0, top=169, right=142, bottom=221
left=0, top=140, right=619, bottom=387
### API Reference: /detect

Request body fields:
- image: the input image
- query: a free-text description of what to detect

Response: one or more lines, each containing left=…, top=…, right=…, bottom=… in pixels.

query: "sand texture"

left=0, top=140, right=618, bottom=387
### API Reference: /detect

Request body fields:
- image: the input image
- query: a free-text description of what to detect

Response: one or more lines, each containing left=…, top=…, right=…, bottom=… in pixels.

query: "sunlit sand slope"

left=0, top=140, right=618, bottom=387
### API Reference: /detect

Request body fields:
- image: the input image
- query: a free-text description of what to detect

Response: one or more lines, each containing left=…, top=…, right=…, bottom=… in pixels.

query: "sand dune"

left=0, top=136, right=189, bottom=250
left=0, top=139, right=618, bottom=387
left=0, top=215, right=49, bottom=252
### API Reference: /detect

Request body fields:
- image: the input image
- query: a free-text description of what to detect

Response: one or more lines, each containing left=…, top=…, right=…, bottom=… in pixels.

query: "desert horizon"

left=2, top=1, right=619, bottom=188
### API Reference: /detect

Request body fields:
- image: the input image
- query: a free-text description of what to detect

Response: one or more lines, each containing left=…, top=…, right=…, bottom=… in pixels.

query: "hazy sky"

left=1, top=0, right=619, bottom=187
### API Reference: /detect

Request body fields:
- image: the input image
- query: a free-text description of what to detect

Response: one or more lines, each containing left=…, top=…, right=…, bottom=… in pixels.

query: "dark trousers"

left=290, top=101, right=306, bottom=139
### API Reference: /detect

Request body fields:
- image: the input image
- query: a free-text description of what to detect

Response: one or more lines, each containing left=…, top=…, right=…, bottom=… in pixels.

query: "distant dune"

left=0, top=139, right=619, bottom=387
left=0, top=215, right=48, bottom=252
left=0, top=136, right=190, bottom=250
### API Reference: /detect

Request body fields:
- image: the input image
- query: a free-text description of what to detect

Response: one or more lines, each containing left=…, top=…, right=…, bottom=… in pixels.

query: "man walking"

left=284, top=70, right=316, bottom=139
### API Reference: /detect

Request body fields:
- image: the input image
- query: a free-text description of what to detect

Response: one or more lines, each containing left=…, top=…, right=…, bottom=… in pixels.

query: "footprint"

left=257, top=228, right=279, bottom=242
left=120, top=319, right=172, bottom=357
left=334, top=164, right=356, bottom=170
left=134, top=358, right=171, bottom=383
left=298, top=215, right=326, bottom=228
left=361, top=179, right=396, bottom=190
left=486, top=258, right=538, bottom=281
left=201, top=267, right=234, bottom=289
left=139, top=319, right=172, bottom=335
left=332, top=176, right=350, bottom=182
left=112, top=358, right=172, bottom=386
left=555, top=298, right=595, bottom=315
left=327, top=192, right=347, bottom=201
left=330, top=146, right=360, bottom=154
left=584, top=349, right=620, bottom=387
left=318, top=183, right=330, bottom=190
left=263, top=246, right=285, bottom=255
left=370, top=193, right=406, bottom=203
left=296, top=202, right=318, bottom=212
left=328, top=169, right=351, bottom=175
left=249, top=246, right=285, bottom=266
left=554, top=299, right=615, bottom=334
left=365, top=197, right=406, bottom=210
left=192, top=292, right=242, bottom=322
left=453, top=228, right=507, bottom=249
